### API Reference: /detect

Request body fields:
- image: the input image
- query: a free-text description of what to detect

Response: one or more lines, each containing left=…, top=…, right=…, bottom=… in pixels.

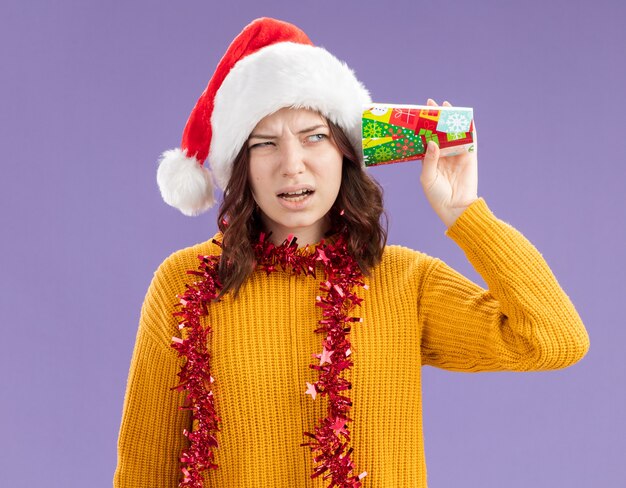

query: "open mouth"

left=277, top=189, right=314, bottom=202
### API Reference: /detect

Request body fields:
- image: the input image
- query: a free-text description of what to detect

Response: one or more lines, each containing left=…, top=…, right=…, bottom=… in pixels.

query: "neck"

left=263, top=220, right=330, bottom=248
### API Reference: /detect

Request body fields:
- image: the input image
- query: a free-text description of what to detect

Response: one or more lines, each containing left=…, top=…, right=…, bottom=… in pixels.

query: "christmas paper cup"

left=362, top=104, right=475, bottom=166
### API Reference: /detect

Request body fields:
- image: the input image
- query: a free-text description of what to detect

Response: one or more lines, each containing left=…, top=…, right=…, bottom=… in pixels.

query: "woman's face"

left=247, top=107, right=343, bottom=245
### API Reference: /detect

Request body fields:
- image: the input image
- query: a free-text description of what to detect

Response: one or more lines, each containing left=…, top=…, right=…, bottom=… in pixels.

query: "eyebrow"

left=248, top=124, right=329, bottom=140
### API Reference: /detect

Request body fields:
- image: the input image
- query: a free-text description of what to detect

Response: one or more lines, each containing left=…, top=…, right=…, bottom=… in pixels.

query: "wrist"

left=441, top=198, right=478, bottom=229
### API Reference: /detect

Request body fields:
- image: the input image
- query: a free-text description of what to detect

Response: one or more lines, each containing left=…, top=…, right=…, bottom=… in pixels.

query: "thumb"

left=420, top=141, right=440, bottom=189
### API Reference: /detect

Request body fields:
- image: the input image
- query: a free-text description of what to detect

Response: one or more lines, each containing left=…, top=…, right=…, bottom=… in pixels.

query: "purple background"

left=1, top=0, right=624, bottom=486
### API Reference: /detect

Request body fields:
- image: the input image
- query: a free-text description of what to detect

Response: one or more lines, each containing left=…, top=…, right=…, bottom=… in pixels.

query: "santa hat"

left=157, top=17, right=371, bottom=216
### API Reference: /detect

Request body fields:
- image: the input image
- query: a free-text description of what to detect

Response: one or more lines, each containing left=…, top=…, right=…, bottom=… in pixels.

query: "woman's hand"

left=419, top=98, right=478, bottom=228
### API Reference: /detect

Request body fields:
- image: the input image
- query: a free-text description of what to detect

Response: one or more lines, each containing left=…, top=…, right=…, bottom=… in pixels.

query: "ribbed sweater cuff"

left=445, top=195, right=493, bottom=230
left=445, top=197, right=499, bottom=244
left=444, top=197, right=553, bottom=294
left=445, top=198, right=528, bottom=278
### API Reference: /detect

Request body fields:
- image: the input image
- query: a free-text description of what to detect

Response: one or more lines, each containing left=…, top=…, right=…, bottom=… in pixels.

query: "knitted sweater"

left=113, top=198, right=589, bottom=487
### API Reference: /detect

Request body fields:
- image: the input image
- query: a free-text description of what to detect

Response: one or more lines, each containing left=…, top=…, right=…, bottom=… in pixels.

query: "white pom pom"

left=157, top=148, right=215, bottom=216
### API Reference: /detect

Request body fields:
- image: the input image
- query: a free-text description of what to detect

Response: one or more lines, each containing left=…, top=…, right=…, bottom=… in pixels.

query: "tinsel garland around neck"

left=170, top=231, right=369, bottom=487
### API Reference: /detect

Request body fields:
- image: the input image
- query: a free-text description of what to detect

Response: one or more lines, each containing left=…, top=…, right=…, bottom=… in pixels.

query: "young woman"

left=114, top=17, right=589, bottom=488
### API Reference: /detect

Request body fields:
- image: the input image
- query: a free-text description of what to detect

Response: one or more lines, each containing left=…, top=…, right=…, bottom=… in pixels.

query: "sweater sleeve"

left=419, top=198, right=590, bottom=372
left=113, top=259, right=191, bottom=487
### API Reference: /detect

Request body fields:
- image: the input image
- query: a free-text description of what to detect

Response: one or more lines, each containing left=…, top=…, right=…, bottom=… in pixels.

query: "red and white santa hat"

left=157, top=17, right=371, bottom=216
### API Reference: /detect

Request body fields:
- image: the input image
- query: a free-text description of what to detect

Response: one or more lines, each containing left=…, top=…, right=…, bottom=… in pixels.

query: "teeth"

left=279, top=189, right=312, bottom=198
left=279, top=189, right=312, bottom=202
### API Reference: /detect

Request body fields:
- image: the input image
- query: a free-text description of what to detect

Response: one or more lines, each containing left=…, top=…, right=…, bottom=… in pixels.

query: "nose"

left=279, top=139, right=306, bottom=177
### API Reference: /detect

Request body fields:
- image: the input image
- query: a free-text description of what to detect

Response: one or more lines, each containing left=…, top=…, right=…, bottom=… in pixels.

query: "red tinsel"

left=170, top=232, right=368, bottom=487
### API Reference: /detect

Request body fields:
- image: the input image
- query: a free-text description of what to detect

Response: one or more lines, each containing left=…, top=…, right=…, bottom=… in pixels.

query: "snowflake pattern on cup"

left=436, top=109, right=472, bottom=133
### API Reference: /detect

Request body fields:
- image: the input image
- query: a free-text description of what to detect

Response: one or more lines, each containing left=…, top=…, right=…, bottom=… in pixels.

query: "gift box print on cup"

left=362, top=104, right=475, bottom=166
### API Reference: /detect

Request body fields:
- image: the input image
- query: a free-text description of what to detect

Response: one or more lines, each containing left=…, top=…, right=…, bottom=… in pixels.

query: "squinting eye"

left=249, top=141, right=274, bottom=149
left=307, top=134, right=327, bottom=143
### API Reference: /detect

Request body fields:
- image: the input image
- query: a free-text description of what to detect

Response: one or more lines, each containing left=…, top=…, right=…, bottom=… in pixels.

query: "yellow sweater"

left=114, top=198, right=589, bottom=487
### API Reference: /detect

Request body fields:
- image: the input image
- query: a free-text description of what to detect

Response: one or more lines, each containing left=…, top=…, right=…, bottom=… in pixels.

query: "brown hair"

left=217, top=120, right=387, bottom=296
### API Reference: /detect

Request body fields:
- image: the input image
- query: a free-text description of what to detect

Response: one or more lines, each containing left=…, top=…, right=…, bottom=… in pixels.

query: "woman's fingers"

left=420, top=141, right=441, bottom=193
left=421, top=98, right=442, bottom=187
left=426, top=98, right=453, bottom=107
